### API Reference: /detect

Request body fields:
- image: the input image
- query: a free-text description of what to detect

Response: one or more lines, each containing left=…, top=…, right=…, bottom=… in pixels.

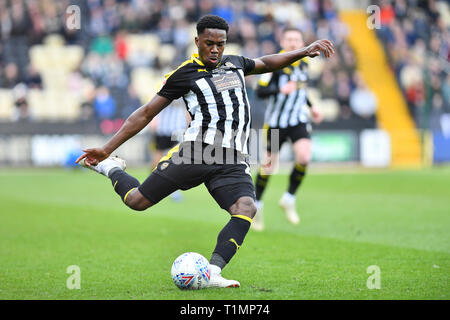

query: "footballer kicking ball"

left=171, top=252, right=211, bottom=290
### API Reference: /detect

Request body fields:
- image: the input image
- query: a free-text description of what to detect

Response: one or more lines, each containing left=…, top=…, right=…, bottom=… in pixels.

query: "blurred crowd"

left=2, top=0, right=446, bottom=131
left=375, top=0, right=450, bottom=131
left=0, top=0, right=370, bottom=127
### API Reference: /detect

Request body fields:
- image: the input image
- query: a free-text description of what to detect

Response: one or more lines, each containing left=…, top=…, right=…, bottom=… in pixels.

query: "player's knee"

left=296, top=150, right=311, bottom=165
left=124, top=190, right=152, bottom=211
left=229, top=196, right=257, bottom=219
left=294, top=140, right=312, bottom=164
left=261, top=164, right=275, bottom=175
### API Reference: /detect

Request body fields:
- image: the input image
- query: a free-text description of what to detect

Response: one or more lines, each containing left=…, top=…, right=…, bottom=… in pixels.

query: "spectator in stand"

left=25, top=64, right=42, bottom=89
left=120, top=85, right=142, bottom=119
left=114, top=30, right=128, bottom=61
left=336, top=70, right=352, bottom=119
left=0, top=0, right=367, bottom=126
left=9, top=0, right=29, bottom=37
left=0, top=62, right=21, bottom=88
left=375, top=0, right=449, bottom=130
left=442, top=74, right=450, bottom=111
left=12, top=82, right=29, bottom=121
left=349, top=72, right=378, bottom=121
left=318, top=67, right=336, bottom=99
left=93, top=86, right=116, bottom=121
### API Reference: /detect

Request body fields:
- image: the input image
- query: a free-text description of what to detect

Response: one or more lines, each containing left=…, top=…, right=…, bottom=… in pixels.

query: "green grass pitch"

left=0, top=166, right=448, bottom=300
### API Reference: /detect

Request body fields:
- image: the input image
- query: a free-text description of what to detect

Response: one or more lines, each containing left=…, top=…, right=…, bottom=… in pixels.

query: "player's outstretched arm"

left=248, top=39, right=334, bottom=75
left=76, top=95, right=171, bottom=166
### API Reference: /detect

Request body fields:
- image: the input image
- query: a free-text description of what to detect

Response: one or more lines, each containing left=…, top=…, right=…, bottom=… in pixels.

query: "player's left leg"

left=253, top=127, right=286, bottom=231
left=279, top=137, right=311, bottom=224
left=289, top=137, right=311, bottom=195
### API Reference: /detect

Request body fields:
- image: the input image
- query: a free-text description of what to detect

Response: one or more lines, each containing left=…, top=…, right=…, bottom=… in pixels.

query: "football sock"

left=209, top=253, right=227, bottom=270
left=108, top=168, right=140, bottom=202
left=211, top=215, right=252, bottom=268
left=287, top=163, right=307, bottom=195
left=254, top=168, right=270, bottom=201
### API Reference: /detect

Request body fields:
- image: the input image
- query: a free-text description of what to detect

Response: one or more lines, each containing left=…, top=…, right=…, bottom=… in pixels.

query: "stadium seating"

left=0, top=89, right=14, bottom=120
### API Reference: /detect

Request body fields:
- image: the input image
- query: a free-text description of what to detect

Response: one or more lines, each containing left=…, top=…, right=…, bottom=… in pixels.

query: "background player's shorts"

left=138, top=142, right=255, bottom=211
left=266, top=122, right=312, bottom=153
left=155, top=134, right=178, bottom=151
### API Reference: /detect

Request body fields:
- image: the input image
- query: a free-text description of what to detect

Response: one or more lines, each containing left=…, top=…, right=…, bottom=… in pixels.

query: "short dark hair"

left=281, top=27, right=302, bottom=35
left=196, top=15, right=229, bottom=35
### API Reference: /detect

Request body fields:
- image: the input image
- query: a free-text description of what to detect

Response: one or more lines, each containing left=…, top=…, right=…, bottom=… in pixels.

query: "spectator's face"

left=281, top=30, right=304, bottom=52
left=195, top=28, right=227, bottom=68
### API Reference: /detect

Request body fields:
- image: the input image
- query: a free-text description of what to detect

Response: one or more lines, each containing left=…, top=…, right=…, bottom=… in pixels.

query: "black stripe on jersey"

left=287, top=89, right=301, bottom=127
left=191, top=81, right=211, bottom=142
left=275, top=94, right=289, bottom=127
left=205, top=76, right=226, bottom=147
left=229, top=89, right=240, bottom=150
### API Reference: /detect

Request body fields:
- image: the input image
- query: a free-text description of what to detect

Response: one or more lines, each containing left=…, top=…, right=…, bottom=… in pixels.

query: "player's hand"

left=311, top=106, right=323, bottom=124
left=75, top=147, right=110, bottom=166
left=305, top=39, right=334, bottom=58
left=280, top=81, right=297, bottom=95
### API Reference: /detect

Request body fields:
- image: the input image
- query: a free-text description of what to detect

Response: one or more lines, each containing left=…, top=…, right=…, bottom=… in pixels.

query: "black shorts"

left=266, top=122, right=311, bottom=153
left=155, top=135, right=178, bottom=151
left=138, top=142, right=255, bottom=211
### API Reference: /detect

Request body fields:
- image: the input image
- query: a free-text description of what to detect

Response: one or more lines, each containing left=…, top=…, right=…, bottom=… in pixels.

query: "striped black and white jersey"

left=257, top=56, right=310, bottom=128
left=157, top=53, right=255, bottom=155
left=155, top=98, right=188, bottom=138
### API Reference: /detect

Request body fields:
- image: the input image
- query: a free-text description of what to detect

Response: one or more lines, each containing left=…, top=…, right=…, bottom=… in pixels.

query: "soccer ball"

left=171, top=252, right=211, bottom=290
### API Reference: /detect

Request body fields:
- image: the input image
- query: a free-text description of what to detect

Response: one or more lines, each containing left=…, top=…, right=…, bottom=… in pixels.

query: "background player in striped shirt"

left=76, top=16, right=334, bottom=288
left=253, top=28, right=323, bottom=231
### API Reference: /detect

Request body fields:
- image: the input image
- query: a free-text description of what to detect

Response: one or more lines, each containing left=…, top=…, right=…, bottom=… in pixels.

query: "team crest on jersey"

left=212, top=61, right=237, bottom=74
left=159, top=161, right=170, bottom=171
left=224, top=62, right=236, bottom=68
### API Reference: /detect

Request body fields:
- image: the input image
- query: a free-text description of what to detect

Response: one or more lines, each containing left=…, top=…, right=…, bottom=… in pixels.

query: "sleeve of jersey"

left=256, top=72, right=279, bottom=98
left=157, top=69, right=190, bottom=101
left=239, top=56, right=256, bottom=76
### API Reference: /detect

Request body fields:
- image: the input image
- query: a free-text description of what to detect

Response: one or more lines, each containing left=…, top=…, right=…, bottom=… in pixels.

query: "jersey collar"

left=191, top=53, right=205, bottom=66
left=191, top=53, right=222, bottom=69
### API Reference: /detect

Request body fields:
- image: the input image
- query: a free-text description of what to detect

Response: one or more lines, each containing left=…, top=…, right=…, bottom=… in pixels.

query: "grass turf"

left=0, top=166, right=448, bottom=300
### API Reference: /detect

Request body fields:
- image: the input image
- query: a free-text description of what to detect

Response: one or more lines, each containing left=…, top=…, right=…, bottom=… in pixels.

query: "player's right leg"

left=279, top=125, right=312, bottom=225
left=206, top=164, right=257, bottom=288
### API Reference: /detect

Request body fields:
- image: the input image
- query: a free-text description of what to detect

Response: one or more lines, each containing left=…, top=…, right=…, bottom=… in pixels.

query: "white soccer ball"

left=171, top=252, right=211, bottom=290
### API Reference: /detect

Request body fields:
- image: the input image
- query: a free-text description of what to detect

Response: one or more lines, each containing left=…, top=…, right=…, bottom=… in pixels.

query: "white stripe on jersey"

left=183, top=90, right=203, bottom=142
left=291, top=90, right=308, bottom=125
left=233, top=87, right=246, bottom=152
left=267, top=92, right=285, bottom=127
left=220, top=89, right=234, bottom=148
left=278, top=90, right=298, bottom=128
left=196, top=78, right=220, bottom=145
